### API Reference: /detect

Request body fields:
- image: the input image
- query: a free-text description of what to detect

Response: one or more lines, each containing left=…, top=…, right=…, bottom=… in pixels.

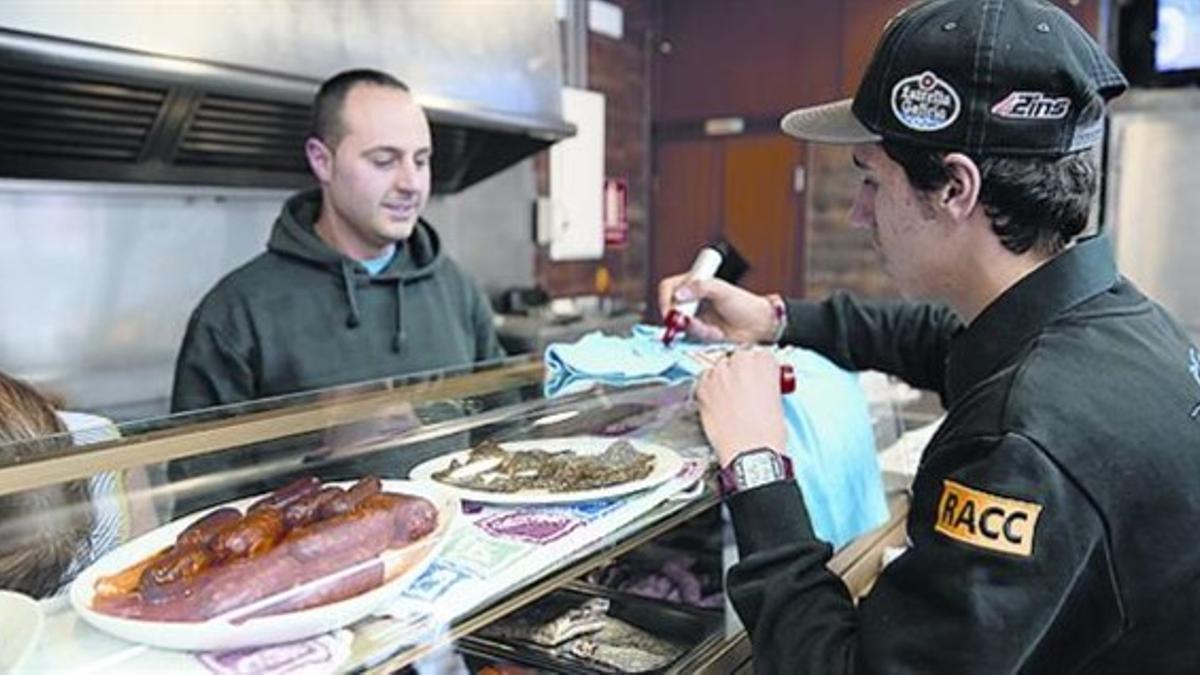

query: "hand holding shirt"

left=543, top=325, right=889, bottom=549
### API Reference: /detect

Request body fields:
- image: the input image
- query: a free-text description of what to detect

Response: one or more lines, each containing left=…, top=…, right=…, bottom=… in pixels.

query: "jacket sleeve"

left=782, top=291, right=961, bottom=397
left=170, top=312, right=256, bottom=414
left=725, top=433, right=1120, bottom=674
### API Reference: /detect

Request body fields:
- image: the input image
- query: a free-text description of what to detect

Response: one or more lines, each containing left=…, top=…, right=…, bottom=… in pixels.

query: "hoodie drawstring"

left=392, top=282, right=406, bottom=353
left=341, top=260, right=405, bottom=353
left=341, top=262, right=362, bottom=328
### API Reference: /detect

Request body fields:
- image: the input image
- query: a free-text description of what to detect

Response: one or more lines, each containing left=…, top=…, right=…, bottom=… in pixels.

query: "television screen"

left=1156, top=0, right=1200, bottom=72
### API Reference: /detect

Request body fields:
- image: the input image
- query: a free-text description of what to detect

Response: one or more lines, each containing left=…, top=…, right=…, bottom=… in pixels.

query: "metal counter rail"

left=0, top=359, right=545, bottom=497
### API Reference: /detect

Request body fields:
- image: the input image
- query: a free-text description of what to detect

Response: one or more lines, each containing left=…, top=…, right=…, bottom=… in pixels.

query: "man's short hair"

left=309, top=69, right=410, bottom=148
left=882, top=141, right=1097, bottom=256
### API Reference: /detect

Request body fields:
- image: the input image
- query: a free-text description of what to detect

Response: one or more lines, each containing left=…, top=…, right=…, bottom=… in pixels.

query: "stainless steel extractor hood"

left=0, top=1, right=573, bottom=193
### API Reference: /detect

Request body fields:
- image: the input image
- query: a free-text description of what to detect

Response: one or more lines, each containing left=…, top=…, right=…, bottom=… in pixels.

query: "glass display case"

left=0, top=355, right=910, bottom=674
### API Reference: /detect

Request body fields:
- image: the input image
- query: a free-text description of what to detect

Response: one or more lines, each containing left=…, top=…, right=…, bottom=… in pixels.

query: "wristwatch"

left=718, top=447, right=794, bottom=497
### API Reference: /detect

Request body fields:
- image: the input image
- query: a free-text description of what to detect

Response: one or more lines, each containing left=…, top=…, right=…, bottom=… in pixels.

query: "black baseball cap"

left=781, top=0, right=1128, bottom=156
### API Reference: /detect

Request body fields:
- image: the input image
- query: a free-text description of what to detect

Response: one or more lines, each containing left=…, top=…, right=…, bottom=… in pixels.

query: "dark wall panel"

left=722, top=135, right=805, bottom=296
left=650, top=139, right=722, bottom=314
left=654, top=0, right=843, bottom=124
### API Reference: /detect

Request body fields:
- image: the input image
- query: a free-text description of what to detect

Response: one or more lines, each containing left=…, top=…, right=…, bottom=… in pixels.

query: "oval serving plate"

left=409, top=436, right=684, bottom=505
left=69, top=479, right=457, bottom=652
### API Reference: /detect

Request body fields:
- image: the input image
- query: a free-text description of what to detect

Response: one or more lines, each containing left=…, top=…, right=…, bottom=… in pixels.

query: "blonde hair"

left=0, top=373, right=94, bottom=597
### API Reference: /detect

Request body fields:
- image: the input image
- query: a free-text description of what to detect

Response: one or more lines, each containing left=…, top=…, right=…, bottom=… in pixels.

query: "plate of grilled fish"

left=409, top=436, right=684, bottom=504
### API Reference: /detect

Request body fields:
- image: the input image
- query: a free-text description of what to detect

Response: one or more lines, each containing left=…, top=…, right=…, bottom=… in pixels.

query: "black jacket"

left=726, top=236, right=1200, bottom=673
left=170, top=189, right=505, bottom=413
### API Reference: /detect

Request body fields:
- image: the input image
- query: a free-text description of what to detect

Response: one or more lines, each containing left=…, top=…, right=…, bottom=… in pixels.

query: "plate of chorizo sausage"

left=69, top=476, right=457, bottom=651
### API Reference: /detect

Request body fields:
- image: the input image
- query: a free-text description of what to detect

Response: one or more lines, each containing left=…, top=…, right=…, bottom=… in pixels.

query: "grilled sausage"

left=91, top=477, right=437, bottom=622
left=360, top=493, right=438, bottom=545
left=93, top=545, right=172, bottom=598
left=106, top=547, right=298, bottom=621
left=94, top=507, right=237, bottom=601
left=198, top=546, right=302, bottom=619
left=247, top=476, right=321, bottom=514
left=209, top=507, right=286, bottom=561
left=286, top=505, right=394, bottom=577
left=318, top=476, right=382, bottom=519
left=281, top=486, right=345, bottom=529
left=237, top=562, right=385, bottom=621
left=176, top=507, right=241, bottom=549
left=139, top=544, right=215, bottom=603
left=198, top=507, right=394, bottom=620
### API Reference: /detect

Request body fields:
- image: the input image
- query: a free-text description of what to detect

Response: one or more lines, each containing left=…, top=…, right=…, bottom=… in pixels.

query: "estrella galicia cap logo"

left=890, top=71, right=961, bottom=133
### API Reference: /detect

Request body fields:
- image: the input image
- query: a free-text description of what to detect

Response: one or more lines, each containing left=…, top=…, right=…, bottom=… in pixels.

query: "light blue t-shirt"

left=543, top=326, right=890, bottom=549
left=361, top=245, right=397, bottom=276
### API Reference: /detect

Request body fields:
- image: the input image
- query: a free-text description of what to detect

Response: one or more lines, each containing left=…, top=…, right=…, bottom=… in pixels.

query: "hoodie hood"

left=266, top=188, right=445, bottom=351
left=267, top=188, right=444, bottom=280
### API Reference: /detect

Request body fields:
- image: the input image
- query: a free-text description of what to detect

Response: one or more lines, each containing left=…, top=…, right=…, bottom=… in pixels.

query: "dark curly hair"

left=881, top=141, right=1097, bottom=256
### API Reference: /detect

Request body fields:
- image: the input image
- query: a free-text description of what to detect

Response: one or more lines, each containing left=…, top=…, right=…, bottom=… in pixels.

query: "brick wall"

left=805, top=143, right=900, bottom=299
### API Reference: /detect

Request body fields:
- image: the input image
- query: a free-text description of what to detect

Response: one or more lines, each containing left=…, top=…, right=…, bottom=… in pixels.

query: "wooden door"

left=650, top=138, right=721, bottom=315
left=722, top=134, right=805, bottom=296
left=651, top=133, right=806, bottom=311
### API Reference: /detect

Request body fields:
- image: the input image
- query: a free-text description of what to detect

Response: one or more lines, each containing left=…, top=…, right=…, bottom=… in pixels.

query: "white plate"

left=69, top=479, right=457, bottom=652
left=0, top=590, right=43, bottom=673
left=408, top=436, right=684, bottom=505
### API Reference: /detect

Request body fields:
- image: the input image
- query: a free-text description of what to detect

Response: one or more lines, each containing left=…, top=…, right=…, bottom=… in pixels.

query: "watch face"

left=734, top=451, right=782, bottom=490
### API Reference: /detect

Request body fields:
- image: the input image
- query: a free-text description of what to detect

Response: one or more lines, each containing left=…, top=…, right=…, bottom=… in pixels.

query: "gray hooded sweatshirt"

left=170, top=189, right=504, bottom=413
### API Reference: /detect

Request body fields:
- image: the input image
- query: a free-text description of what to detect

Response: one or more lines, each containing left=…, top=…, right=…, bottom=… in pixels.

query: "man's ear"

left=304, top=137, right=334, bottom=183
left=939, top=152, right=982, bottom=221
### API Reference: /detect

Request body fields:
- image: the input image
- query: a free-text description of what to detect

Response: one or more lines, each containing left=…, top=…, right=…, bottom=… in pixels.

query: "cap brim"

left=780, top=98, right=881, bottom=144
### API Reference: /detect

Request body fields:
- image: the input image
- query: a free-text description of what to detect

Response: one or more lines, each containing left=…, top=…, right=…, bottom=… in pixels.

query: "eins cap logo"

left=992, top=91, right=1071, bottom=120
left=891, top=71, right=961, bottom=132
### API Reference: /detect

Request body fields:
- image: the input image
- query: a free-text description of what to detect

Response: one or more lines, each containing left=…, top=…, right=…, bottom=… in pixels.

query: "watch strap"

left=766, top=294, right=788, bottom=344
left=718, top=448, right=793, bottom=497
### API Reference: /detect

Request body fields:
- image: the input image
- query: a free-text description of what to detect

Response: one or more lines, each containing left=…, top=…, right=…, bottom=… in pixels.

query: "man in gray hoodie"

left=171, top=69, right=505, bottom=414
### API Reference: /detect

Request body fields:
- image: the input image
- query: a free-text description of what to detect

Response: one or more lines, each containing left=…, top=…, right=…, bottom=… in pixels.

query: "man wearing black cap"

left=659, top=0, right=1200, bottom=671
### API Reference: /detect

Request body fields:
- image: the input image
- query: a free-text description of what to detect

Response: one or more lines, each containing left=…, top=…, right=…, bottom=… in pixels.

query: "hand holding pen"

left=661, top=246, right=794, bottom=394
left=657, top=250, right=784, bottom=346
